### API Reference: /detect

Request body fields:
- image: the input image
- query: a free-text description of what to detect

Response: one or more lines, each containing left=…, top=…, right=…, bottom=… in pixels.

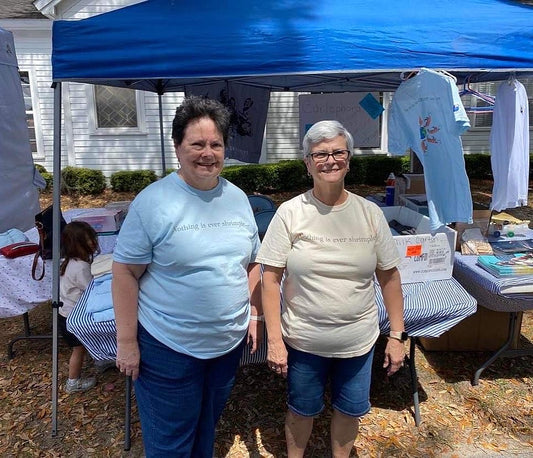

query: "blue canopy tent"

left=49, top=0, right=533, bottom=436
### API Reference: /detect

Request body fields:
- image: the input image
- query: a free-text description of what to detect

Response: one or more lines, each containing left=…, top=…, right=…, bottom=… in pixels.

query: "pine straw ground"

left=0, top=180, right=532, bottom=457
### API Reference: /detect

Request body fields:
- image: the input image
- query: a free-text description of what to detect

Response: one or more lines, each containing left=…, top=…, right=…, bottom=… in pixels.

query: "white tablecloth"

left=0, top=209, right=117, bottom=318
left=0, top=227, right=52, bottom=318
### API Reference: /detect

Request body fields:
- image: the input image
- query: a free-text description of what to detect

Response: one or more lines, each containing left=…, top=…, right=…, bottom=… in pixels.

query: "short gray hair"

left=302, top=120, right=354, bottom=158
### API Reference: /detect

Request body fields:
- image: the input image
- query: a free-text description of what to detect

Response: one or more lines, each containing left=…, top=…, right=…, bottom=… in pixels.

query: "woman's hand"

left=267, top=338, right=288, bottom=378
left=383, top=337, right=406, bottom=376
left=116, top=340, right=141, bottom=381
left=247, top=318, right=264, bottom=354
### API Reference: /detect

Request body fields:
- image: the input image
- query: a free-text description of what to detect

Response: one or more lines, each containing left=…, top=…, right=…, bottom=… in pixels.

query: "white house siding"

left=263, top=92, right=303, bottom=162
left=62, top=82, right=183, bottom=177
left=462, top=128, right=492, bottom=155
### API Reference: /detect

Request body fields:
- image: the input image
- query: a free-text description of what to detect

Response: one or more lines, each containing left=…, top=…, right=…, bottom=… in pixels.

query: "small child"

left=59, top=221, right=100, bottom=393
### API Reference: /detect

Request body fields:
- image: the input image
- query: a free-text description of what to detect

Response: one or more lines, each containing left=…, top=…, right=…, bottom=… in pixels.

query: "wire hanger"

left=459, top=75, right=495, bottom=113
left=436, top=69, right=457, bottom=82
left=399, top=69, right=419, bottom=81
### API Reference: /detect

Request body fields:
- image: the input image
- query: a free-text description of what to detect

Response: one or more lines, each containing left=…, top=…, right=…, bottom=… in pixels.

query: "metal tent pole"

left=51, top=81, right=62, bottom=436
left=158, top=91, right=166, bottom=177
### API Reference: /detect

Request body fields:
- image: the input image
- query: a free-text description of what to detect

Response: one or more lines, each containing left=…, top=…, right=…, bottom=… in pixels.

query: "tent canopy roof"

left=52, top=0, right=533, bottom=93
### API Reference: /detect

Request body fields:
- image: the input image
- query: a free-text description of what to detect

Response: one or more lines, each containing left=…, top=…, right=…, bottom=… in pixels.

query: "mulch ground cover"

left=0, top=180, right=531, bottom=457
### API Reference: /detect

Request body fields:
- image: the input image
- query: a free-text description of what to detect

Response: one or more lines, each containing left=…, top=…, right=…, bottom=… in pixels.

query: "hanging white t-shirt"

left=255, top=190, right=401, bottom=358
left=388, top=68, right=473, bottom=230
left=489, top=79, right=530, bottom=211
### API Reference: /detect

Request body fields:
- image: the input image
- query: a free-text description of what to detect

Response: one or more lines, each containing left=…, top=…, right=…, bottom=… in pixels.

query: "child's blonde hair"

left=60, top=221, right=100, bottom=275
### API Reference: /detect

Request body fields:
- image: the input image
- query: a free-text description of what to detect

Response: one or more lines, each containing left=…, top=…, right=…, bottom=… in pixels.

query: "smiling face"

left=174, top=117, right=225, bottom=190
left=305, top=134, right=350, bottom=186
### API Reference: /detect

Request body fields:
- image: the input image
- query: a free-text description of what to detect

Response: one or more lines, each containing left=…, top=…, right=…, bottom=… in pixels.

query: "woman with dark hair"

left=112, top=96, right=262, bottom=457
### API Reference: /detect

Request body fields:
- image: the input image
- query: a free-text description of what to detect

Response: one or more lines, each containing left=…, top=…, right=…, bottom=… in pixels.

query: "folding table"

left=69, top=275, right=476, bottom=449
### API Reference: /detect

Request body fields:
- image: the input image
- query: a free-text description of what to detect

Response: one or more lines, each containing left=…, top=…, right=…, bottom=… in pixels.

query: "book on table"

left=477, top=253, right=533, bottom=277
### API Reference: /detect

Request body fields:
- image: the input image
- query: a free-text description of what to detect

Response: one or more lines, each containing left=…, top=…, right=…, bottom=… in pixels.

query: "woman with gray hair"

left=256, top=120, right=405, bottom=457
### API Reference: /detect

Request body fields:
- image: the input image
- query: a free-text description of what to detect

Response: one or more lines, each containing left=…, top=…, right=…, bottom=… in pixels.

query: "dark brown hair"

left=60, top=221, right=100, bottom=276
left=171, top=95, right=231, bottom=146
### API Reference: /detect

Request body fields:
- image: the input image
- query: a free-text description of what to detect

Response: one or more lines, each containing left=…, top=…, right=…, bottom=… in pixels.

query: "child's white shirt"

left=59, top=259, right=92, bottom=317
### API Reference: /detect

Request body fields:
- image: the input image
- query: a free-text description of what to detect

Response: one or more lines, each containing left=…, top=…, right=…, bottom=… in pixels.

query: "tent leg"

left=158, top=92, right=166, bottom=177
left=51, top=81, right=63, bottom=437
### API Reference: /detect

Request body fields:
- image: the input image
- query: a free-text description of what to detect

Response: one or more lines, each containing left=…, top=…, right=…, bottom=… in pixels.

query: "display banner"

left=299, top=93, right=381, bottom=147
left=185, top=82, right=270, bottom=163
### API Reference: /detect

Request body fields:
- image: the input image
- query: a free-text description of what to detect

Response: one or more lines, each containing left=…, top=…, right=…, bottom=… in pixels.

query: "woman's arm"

left=247, top=262, right=263, bottom=353
left=262, top=265, right=287, bottom=377
left=375, top=267, right=406, bottom=376
left=112, top=261, right=147, bottom=381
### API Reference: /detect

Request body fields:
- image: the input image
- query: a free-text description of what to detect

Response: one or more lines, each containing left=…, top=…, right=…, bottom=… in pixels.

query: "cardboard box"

left=72, top=208, right=124, bottom=233
left=419, top=306, right=523, bottom=351
left=381, top=206, right=457, bottom=283
left=398, top=193, right=429, bottom=216
left=394, top=174, right=425, bottom=205
left=454, top=209, right=492, bottom=250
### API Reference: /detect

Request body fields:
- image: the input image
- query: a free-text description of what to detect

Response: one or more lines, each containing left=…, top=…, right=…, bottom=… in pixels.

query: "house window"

left=95, top=85, right=138, bottom=128
left=19, top=71, right=37, bottom=154
left=462, top=79, right=533, bottom=128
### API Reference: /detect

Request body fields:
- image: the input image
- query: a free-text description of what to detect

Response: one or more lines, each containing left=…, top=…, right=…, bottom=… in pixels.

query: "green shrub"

left=61, top=166, right=106, bottom=195
left=36, top=152, right=500, bottom=197
left=222, top=161, right=309, bottom=194
left=41, top=172, right=53, bottom=191
left=350, top=155, right=407, bottom=186
left=221, top=165, right=262, bottom=194
left=34, top=164, right=52, bottom=191
left=464, top=153, right=492, bottom=179
left=274, top=160, right=310, bottom=190
left=35, top=163, right=47, bottom=174
left=110, top=170, right=158, bottom=193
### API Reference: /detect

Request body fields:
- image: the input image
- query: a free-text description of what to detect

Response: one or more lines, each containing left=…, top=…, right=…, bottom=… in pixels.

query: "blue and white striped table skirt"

left=68, top=277, right=476, bottom=363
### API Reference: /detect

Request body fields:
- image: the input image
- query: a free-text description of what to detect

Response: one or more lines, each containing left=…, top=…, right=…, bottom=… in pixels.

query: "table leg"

left=472, top=312, right=531, bottom=385
left=7, top=312, right=53, bottom=359
left=124, top=375, right=132, bottom=451
left=407, top=338, right=421, bottom=426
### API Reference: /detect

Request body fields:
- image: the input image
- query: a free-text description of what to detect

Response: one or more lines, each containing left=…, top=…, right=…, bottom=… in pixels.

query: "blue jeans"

left=287, top=345, right=375, bottom=417
left=134, top=323, right=245, bottom=457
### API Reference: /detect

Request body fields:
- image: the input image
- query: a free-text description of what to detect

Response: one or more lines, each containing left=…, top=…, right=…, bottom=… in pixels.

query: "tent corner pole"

left=51, top=81, right=62, bottom=437
left=158, top=93, right=166, bottom=177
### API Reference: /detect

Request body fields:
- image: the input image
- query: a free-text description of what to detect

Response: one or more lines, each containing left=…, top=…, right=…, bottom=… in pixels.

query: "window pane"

left=463, top=79, right=533, bottom=128
left=95, top=86, right=138, bottom=128
left=19, top=71, right=37, bottom=154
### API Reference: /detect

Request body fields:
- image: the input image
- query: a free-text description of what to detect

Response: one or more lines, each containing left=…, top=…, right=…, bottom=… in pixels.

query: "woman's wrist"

left=250, top=314, right=265, bottom=322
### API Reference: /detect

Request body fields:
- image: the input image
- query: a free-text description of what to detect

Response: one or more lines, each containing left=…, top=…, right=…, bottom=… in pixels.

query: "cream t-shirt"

left=256, top=190, right=400, bottom=357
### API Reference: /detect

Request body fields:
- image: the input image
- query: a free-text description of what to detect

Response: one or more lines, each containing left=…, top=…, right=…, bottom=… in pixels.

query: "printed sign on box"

left=380, top=206, right=457, bottom=283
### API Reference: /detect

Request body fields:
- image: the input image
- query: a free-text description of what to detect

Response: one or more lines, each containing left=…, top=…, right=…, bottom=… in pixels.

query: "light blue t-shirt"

left=113, top=173, right=260, bottom=359
left=388, top=68, right=473, bottom=230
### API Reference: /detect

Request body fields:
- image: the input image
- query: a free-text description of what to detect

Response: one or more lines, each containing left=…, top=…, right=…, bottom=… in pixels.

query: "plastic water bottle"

left=385, top=172, right=395, bottom=206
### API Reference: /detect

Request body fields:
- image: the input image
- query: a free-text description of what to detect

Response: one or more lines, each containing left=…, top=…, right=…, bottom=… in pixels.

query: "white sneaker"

left=65, top=377, right=96, bottom=393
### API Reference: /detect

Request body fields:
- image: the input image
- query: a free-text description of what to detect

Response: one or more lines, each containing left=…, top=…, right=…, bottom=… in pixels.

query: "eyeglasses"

left=307, top=149, right=350, bottom=163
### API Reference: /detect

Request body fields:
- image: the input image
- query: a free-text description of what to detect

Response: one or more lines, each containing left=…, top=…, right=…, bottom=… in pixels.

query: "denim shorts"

left=134, top=323, right=245, bottom=458
left=286, top=345, right=375, bottom=418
